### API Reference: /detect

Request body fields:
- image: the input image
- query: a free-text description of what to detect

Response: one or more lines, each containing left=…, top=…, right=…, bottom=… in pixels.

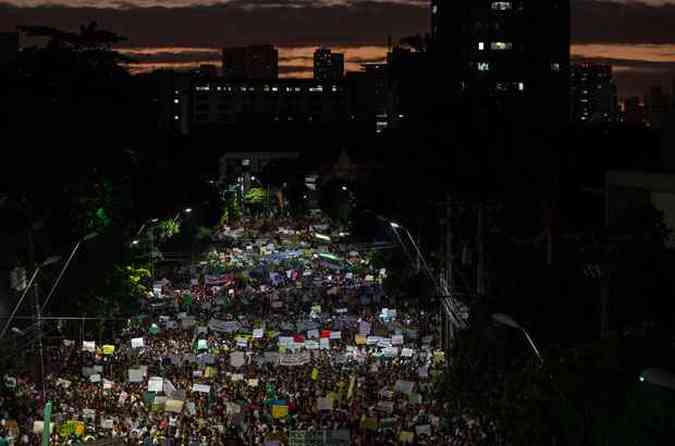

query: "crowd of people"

left=0, top=216, right=505, bottom=445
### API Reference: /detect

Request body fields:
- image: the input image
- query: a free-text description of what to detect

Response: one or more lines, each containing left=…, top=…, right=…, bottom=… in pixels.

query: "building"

left=182, top=78, right=351, bottom=134
left=0, top=32, right=19, bottom=67
left=313, top=48, right=344, bottom=81
left=222, top=45, right=278, bottom=80
left=218, top=152, right=299, bottom=186
left=606, top=170, right=675, bottom=248
left=570, top=64, right=619, bottom=124
left=345, top=63, right=388, bottom=126
left=623, top=97, right=645, bottom=126
left=645, top=85, right=672, bottom=129
left=432, top=0, right=570, bottom=129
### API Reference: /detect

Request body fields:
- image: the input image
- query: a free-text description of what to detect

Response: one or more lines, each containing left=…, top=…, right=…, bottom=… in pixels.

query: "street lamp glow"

left=640, top=368, right=675, bottom=390
left=83, top=232, right=98, bottom=241
left=131, top=240, right=140, bottom=246
left=185, top=208, right=192, bottom=213
left=492, top=313, right=520, bottom=329
left=390, top=222, right=400, bottom=229
left=41, top=256, right=61, bottom=267
left=639, top=376, right=646, bottom=382
left=151, top=218, right=159, bottom=223
left=341, top=186, right=348, bottom=191
left=251, top=176, right=256, bottom=181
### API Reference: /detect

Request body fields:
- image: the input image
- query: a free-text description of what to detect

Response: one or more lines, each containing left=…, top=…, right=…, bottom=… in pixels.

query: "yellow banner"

left=355, top=335, right=366, bottom=345
left=102, top=345, right=115, bottom=355
left=272, top=405, right=288, bottom=419
left=311, top=368, right=319, bottom=381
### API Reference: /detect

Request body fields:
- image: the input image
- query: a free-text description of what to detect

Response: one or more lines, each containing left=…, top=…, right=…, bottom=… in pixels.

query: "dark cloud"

left=0, top=1, right=429, bottom=47
left=572, top=0, right=675, bottom=44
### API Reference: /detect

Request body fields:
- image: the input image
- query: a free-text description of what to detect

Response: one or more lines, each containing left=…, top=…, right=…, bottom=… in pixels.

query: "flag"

left=320, top=330, right=331, bottom=338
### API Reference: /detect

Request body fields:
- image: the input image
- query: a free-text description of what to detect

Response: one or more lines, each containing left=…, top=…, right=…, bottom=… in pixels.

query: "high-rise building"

left=0, top=32, right=19, bottom=67
left=623, top=97, right=645, bottom=127
left=431, top=0, right=570, bottom=128
left=570, top=64, right=618, bottom=124
left=313, top=48, right=345, bottom=81
left=222, top=45, right=278, bottom=80
left=645, top=85, right=672, bottom=129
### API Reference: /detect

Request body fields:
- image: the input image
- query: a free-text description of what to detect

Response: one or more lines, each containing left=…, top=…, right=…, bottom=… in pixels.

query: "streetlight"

left=639, top=368, right=675, bottom=391
left=492, top=313, right=544, bottom=364
left=41, top=232, right=98, bottom=313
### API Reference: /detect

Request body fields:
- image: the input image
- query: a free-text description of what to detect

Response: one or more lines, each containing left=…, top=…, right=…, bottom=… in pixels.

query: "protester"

left=1, top=215, right=504, bottom=445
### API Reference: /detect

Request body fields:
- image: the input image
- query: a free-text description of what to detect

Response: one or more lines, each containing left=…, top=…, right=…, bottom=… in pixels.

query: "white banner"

left=128, top=369, right=144, bottom=383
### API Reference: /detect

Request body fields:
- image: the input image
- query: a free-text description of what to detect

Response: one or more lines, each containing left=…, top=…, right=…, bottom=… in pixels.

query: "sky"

left=2, top=0, right=675, bottom=98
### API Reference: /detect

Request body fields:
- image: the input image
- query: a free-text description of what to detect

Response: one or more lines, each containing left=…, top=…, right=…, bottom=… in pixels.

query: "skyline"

left=3, top=1, right=675, bottom=97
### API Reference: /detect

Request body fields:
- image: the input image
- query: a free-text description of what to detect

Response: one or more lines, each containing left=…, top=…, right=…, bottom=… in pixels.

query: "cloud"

left=572, top=0, right=675, bottom=44
left=0, top=1, right=428, bottom=47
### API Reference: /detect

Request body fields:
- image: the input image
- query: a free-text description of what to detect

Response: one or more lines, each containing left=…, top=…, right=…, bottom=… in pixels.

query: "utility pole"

left=27, top=214, right=47, bottom=404
left=476, top=202, right=486, bottom=297
left=445, top=194, right=454, bottom=293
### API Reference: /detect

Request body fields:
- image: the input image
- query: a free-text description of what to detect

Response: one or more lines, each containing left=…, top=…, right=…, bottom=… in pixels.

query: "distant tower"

left=313, top=48, right=344, bottom=81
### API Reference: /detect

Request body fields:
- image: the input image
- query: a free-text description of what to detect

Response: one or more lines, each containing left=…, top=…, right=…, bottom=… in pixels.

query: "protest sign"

left=89, top=374, right=101, bottom=383
left=359, top=321, right=371, bottom=335
left=355, top=335, right=366, bottom=345
left=102, top=345, right=115, bottom=355
left=317, top=397, right=333, bottom=411
left=197, top=339, right=208, bottom=350
left=394, top=380, right=415, bottom=395
left=416, top=424, right=431, bottom=436
left=330, top=331, right=341, bottom=340
left=307, top=329, right=319, bottom=339
left=131, top=337, right=144, bottom=348
left=128, top=369, right=144, bottom=383
left=272, top=405, right=288, bottom=418
left=401, top=348, right=414, bottom=358
left=148, top=377, right=163, bottom=392
left=230, top=352, right=246, bottom=368
left=165, top=399, right=184, bottom=413
left=192, top=384, right=210, bottom=393
left=82, top=341, right=96, bottom=352
left=392, top=335, right=404, bottom=345
left=253, top=328, right=264, bottom=338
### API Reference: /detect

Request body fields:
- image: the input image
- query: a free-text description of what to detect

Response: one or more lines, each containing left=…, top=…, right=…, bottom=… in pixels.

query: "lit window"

left=518, top=82, right=524, bottom=91
left=478, top=42, right=485, bottom=51
left=432, top=5, right=438, bottom=14
left=551, top=63, right=560, bottom=72
left=174, top=115, right=179, bottom=120
left=272, top=87, right=278, bottom=92
left=477, top=62, right=490, bottom=71
left=491, top=42, right=512, bottom=50
left=174, top=99, right=179, bottom=104
left=491, top=2, right=512, bottom=10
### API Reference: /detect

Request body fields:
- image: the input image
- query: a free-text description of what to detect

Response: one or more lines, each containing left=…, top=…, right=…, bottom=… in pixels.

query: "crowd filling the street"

left=0, top=215, right=506, bottom=445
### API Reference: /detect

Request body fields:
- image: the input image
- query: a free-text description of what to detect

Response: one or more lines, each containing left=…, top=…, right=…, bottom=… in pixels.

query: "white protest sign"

left=197, top=339, right=208, bottom=350
left=165, top=399, right=184, bottom=413
left=89, top=374, right=101, bottom=383
left=230, top=374, right=243, bottom=382
left=248, top=378, right=259, bottom=387
left=416, top=424, right=431, bottom=436
left=392, top=335, right=404, bottom=345
left=230, top=352, right=246, bottom=368
left=359, top=321, right=371, bottom=335
left=317, top=397, right=333, bottom=411
left=330, top=331, right=342, bottom=340
left=192, top=384, right=210, bottom=393
left=131, top=337, right=144, bottom=348
left=401, top=348, right=414, bottom=358
left=82, top=341, right=96, bottom=352
left=128, top=369, right=144, bottom=383
left=307, top=329, right=319, bottom=339
left=320, top=338, right=330, bottom=350
left=101, top=419, right=114, bottom=429
left=148, top=377, right=164, bottom=392
left=394, top=380, right=415, bottom=396
left=253, top=328, right=264, bottom=339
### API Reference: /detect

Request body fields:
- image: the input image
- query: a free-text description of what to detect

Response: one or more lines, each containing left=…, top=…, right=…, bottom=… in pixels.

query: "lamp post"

left=492, top=313, right=544, bottom=365
left=41, top=232, right=98, bottom=314
left=639, top=368, right=675, bottom=391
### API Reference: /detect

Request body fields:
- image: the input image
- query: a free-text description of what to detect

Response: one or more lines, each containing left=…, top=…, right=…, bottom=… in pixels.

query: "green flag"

left=42, top=401, right=52, bottom=446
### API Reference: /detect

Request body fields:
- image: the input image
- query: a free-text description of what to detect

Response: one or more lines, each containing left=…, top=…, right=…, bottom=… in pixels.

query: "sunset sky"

left=3, top=0, right=675, bottom=98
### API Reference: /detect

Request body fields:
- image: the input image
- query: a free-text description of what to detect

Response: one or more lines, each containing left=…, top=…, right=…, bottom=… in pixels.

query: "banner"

left=279, top=351, right=311, bottom=367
